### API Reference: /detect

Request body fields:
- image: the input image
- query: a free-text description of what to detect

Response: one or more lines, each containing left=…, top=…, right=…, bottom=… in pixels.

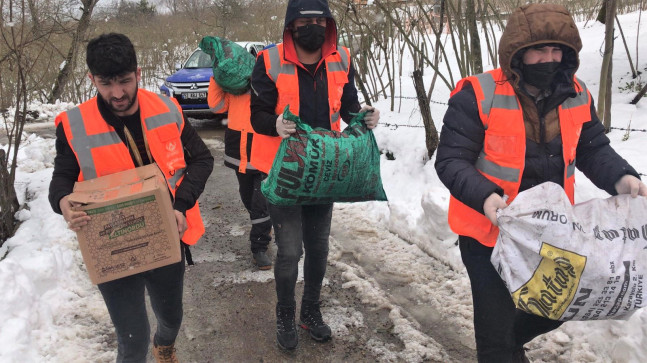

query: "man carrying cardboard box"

left=48, top=33, right=214, bottom=363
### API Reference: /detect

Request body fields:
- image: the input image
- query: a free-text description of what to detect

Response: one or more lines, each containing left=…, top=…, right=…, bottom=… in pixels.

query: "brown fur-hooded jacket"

left=434, top=3, right=639, bottom=215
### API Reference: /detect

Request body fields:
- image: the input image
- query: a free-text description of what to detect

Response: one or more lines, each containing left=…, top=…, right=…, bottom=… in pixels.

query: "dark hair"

left=86, top=33, right=137, bottom=78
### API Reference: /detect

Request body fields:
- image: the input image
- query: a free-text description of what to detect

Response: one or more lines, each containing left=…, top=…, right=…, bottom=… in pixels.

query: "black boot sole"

left=300, top=323, right=332, bottom=342
left=277, top=339, right=298, bottom=350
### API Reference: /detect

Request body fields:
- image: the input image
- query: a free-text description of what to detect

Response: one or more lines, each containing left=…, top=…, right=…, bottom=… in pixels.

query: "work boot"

left=276, top=303, right=298, bottom=350
left=300, top=300, right=332, bottom=342
left=253, top=251, right=272, bottom=270
left=152, top=341, right=179, bottom=363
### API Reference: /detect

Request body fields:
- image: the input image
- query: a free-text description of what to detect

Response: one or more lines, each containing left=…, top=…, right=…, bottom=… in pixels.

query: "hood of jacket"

left=498, top=3, right=582, bottom=90
left=282, top=0, right=338, bottom=66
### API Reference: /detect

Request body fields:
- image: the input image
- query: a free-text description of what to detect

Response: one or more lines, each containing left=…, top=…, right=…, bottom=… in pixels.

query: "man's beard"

left=104, top=86, right=138, bottom=113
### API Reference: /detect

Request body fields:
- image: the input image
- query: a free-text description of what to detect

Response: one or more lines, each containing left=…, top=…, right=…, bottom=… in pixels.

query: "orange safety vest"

left=55, top=89, right=205, bottom=245
left=208, top=77, right=257, bottom=173
left=448, top=68, right=591, bottom=247
left=250, top=43, right=351, bottom=173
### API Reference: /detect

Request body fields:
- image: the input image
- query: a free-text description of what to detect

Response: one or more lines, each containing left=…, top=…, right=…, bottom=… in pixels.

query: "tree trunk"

left=466, top=0, right=482, bottom=74
left=616, top=15, right=636, bottom=78
left=47, top=0, right=98, bottom=104
left=0, top=149, right=20, bottom=245
left=630, top=82, right=647, bottom=105
left=597, top=0, right=616, bottom=131
left=412, top=70, right=438, bottom=160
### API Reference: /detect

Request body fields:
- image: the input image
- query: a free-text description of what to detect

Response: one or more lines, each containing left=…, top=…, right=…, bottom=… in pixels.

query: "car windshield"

left=184, top=50, right=212, bottom=69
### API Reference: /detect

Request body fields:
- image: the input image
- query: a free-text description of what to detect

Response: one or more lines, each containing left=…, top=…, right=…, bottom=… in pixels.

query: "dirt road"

left=173, top=118, right=477, bottom=363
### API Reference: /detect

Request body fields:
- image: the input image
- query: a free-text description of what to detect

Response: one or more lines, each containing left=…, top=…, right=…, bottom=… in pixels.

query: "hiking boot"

left=300, top=300, right=332, bottom=342
left=152, top=341, right=179, bottom=363
left=276, top=303, right=298, bottom=350
left=253, top=251, right=272, bottom=270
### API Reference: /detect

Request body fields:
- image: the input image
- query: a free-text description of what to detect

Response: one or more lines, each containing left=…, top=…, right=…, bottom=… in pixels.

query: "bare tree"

left=466, top=0, right=483, bottom=74
left=48, top=0, right=99, bottom=103
left=1, top=0, right=35, bottom=244
left=597, top=0, right=617, bottom=131
left=413, top=70, right=439, bottom=159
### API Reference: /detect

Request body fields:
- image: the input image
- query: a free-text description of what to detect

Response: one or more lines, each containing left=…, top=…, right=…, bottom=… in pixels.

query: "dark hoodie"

left=250, top=0, right=361, bottom=136
left=434, top=3, right=638, bottom=215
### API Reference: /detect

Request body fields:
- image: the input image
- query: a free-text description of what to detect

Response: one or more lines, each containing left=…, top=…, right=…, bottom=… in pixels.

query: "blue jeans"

left=269, top=203, right=333, bottom=307
left=459, top=236, right=563, bottom=363
left=97, top=251, right=185, bottom=363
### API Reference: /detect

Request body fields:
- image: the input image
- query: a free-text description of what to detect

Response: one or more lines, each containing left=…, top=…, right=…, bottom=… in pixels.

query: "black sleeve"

left=250, top=54, right=280, bottom=136
left=434, top=86, right=503, bottom=214
left=340, top=63, right=362, bottom=123
left=173, top=120, right=215, bottom=214
left=48, top=124, right=80, bottom=215
left=575, top=99, right=639, bottom=195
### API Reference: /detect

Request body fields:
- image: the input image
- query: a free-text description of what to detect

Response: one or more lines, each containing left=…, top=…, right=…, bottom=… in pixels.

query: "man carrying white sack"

left=434, top=3, right=647, bottom=363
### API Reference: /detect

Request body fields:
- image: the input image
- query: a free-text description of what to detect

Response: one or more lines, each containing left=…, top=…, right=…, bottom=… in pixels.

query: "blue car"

left=159, top=42, right=266, bottom=118
left=159, top=48, right=213, bottom=118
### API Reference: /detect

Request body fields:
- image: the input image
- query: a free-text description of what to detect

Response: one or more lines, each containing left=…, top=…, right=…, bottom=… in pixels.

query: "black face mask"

left=522, top=62, right=561, bottom=90
left=294, top=24, right=326, bottom=52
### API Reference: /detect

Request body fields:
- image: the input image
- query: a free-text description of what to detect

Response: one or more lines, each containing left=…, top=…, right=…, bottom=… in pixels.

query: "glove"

left=360, top=105, right=380, bottom=129
left=615, top=174, right=647, bottom=197
left=483, top=193, right=508, bottom=226
left=275, top=114, right=296, bottom=139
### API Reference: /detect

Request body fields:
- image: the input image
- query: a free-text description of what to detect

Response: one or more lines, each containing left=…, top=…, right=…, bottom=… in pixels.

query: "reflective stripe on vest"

left=250, top=43, right=350, bottom=174
left=447, top=69, right=591, bottom=247
left=57, top=90, right=205, bottom=245
left=65, top=106, right=124, bottom=180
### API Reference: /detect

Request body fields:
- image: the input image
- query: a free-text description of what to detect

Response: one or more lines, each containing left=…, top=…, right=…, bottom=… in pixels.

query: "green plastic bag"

left=198, top=36, right=255, bottom=95
left=261, top=107, right=388, bottom=206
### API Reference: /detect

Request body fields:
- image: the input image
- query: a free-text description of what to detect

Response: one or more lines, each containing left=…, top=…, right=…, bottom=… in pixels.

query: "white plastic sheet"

left=492, top=182, right=647, bottom=321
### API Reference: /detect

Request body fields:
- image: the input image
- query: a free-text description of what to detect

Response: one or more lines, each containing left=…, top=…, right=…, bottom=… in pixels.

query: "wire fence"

left=377, top=124, right=647, bottom=176
left=608, top=126, right=647, bottom=133
left=390, top=95, right=449, bottom=106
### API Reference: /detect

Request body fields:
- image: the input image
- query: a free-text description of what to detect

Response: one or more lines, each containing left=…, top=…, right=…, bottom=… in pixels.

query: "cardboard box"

left=68, top=163, right=181, bottom=284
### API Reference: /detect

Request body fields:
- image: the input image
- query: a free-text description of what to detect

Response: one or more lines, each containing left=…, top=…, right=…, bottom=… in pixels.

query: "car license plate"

left=183, top=92, right=206, bottom=100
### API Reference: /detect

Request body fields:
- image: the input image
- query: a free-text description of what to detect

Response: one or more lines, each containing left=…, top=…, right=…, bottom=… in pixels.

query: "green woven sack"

left=261, top=107, right=388, bottom=206
left=198, top=36, right=255, bottom=95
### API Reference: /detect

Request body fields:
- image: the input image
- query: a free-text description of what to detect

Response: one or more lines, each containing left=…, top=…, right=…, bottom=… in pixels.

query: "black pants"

left=236, top=171, right=271, bottom=253
left=459, top=236, right=563, bottom=363
left=97, top=251, right=185, bottom=363
left=269, top=203, right=333, bottom=307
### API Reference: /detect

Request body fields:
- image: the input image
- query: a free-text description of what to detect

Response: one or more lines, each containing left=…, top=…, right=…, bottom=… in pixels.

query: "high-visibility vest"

left=208, top=77, right=257, bottom=173
left=250, top=43, right=351, bottom=173
left=55, top=89, right=205, bottom=245
left=448, top=68, right=591, bottom=247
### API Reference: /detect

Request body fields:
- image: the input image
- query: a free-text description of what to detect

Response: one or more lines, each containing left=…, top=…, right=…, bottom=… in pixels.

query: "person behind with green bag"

left=250, top=0, right=380, bottom=351
left=204, top=38, right=273, bottom=271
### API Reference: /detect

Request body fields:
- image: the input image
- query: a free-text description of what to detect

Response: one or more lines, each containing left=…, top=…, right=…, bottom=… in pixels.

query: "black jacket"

left=250, top=0, right=361, bottom=136
left=48, top=95, right=214, bottom=215
left=434, top=85, right=638, bottom=215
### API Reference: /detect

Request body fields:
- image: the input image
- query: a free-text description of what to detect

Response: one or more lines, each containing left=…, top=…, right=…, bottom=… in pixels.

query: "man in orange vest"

left=207, top=47, right=272, bottom=270
left=250, top=0, right=380, bottom=351
left=435, top=4, right=647, bottom=362
left=48, top=33, right=214, bottom=363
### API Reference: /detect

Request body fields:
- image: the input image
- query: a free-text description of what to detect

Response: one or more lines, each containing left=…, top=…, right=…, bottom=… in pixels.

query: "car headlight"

left=164, top=80, right=173, bottom=88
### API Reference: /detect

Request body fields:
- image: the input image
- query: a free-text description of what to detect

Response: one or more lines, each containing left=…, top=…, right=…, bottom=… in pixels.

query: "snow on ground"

left=2, top=9, right=647, bottom=363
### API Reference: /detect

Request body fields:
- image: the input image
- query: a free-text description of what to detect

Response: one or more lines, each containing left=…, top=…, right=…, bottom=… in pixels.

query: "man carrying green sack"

left=250, top=0, right=381, bottom=351
left=199, top=36, right=255, bottom=95
left=262, top=106, right=387, bottom=206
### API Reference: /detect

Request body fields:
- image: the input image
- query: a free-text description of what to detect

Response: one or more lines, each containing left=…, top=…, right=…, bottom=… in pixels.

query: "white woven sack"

left=492, top=182, right=647, bottom=321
